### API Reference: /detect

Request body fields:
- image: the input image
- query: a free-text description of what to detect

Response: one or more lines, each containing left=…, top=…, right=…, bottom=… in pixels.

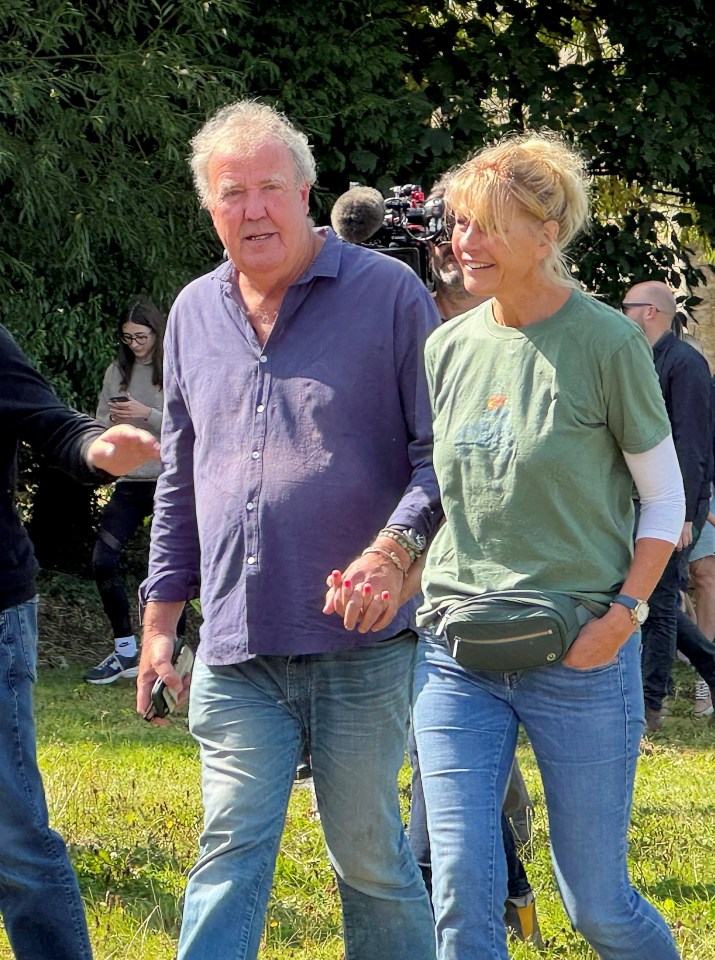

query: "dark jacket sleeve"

left=0, top=325, right=108, bottom=484
left=665, top=347, right=713, bottom=520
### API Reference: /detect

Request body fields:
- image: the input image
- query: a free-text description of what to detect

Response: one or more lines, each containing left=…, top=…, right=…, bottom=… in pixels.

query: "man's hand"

left=676, top=521, right=693, bottom=552
left=108, top=392, right=152, bottom=423
left=136, top=600, right=188, bottom=724
left=86, top=424, right=160, bottom=476
left=562, top=605, right=633, bottom=670
left=323, top=552, right=405, bottom=633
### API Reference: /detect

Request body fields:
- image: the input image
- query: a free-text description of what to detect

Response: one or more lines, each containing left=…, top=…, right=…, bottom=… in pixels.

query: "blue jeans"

left=179, top=634, right=435, bottom=960
left=406, top=723, right=531, bottom=901
left=0, top=599, right=93, bottom=960
left=412, top=632, right=680, bottom=960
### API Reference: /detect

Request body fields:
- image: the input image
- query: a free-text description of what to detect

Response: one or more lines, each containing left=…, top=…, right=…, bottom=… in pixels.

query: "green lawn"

left=1, top=663, right=713, bottom=959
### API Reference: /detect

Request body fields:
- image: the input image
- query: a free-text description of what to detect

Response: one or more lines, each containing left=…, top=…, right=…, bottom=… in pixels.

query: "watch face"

left=411, top=530, right=427, bottom=551
left=636, top=601, right=649, bottom=624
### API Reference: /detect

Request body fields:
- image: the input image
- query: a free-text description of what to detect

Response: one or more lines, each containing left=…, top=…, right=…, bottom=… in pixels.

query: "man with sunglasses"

left=622, top=280, right=715, bottom=731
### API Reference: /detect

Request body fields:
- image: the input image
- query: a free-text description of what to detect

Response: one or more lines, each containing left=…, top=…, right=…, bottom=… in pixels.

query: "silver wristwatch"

left=381, top=526, right=427, bottom=561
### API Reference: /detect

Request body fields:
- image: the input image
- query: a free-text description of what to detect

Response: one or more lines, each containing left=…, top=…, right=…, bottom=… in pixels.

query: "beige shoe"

left=694, top=679, right=714, bottom=718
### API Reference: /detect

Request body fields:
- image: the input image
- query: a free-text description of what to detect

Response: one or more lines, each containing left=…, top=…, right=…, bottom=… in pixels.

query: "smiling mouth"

left=246, top=233, right=273, bottom=241
left=463, top=262, right=493, bottom=270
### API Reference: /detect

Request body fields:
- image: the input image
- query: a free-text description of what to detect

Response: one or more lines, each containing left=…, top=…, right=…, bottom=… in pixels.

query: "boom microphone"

left=330, top=187, right=385, bottom=244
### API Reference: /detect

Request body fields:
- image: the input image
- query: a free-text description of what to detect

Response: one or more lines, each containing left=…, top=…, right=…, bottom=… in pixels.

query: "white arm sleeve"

left=623, top=434, right=686, bottom=545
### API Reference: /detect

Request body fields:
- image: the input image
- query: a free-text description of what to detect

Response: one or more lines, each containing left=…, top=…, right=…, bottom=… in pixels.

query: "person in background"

left=84, top=298, right=167, bottom=684
left=622, top=281, right=715, bottom=732
left=0, top=322, right=159, bottom=960
left=683, top=373, right=715, bottom=716
left=411, top=134, right=684, bottom=960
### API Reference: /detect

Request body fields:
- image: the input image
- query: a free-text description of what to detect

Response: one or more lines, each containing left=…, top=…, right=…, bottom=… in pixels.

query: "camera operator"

left=425, top=176, right=489, bottom=321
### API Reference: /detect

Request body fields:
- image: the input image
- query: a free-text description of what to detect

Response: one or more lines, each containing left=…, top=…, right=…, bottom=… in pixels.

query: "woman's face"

left=120, top=321, right=156, bottom=361
left=451, top=205, right=553, bottom=301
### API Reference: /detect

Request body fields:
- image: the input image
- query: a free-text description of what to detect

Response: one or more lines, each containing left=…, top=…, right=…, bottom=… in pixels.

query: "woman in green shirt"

left=411, top=133, right=684, bottom=960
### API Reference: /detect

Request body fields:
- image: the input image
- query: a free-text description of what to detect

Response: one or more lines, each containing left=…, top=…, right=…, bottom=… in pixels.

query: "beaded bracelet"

left=377, top=527, right=419, bottom=563
left=361, top=547, right=407, bottom=576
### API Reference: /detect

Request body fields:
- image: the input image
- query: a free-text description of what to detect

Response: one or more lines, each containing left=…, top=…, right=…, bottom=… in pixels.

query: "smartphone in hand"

left=143, top=637, right=194, bottom=721
left=109, top=396, right=130, bottom=402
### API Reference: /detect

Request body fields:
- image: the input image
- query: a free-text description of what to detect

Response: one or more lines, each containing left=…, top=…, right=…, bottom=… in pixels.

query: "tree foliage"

left=398, top=0, right=715, bottom=303
left=2, top=0, right=714, bottom=411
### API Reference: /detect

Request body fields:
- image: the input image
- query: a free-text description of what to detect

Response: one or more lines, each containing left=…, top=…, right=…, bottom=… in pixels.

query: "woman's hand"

left=323, top=555, right=405, bottom=633
left=562, top=604, right=634, bottom=670
left=108, top=392, right=152, bottom=422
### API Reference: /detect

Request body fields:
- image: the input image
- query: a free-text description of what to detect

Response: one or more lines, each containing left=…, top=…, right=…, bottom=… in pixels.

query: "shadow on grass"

left=74, top=840, right=186, bottom=935
left=642, top=878, right=715, bottom=903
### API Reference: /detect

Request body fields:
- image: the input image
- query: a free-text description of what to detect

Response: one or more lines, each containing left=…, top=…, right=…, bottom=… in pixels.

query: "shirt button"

left=246, top=501, right=255, bottom=510
left=251, top=451, right=260, bottom=460
left=247, top=555, right=256, bottom=564
left=256, top=404, right=265, bottom=413
left=259, top=355, right=268, bottom=363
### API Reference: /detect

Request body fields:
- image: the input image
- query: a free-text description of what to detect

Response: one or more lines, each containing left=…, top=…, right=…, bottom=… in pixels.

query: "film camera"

left=330, top=182, right=449, bottom=285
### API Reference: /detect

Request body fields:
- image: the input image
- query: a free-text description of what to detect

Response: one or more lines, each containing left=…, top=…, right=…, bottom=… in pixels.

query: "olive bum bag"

left=437, top=589, right=605, bottom=673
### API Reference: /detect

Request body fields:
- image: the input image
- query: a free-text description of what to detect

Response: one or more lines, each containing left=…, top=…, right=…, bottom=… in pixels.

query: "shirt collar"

left=213, top=226, right=343, bottom=291
left=652, top=329, right=675, bottom=355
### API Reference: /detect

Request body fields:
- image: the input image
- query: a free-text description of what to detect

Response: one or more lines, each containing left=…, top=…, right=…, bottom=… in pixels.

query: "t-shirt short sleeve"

left=603, top=330, right=672, bottom=455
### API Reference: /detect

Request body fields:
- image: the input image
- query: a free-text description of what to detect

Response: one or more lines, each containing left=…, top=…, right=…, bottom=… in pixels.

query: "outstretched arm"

left=85, top=424, right=160, bottom=476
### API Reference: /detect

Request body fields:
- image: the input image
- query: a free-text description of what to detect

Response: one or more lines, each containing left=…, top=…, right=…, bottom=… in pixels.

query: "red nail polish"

left=344, top=579, right=352, bottom=589
left=382, top=591, right=390, bottom=600
left=363, top=583, right=372, bottom=593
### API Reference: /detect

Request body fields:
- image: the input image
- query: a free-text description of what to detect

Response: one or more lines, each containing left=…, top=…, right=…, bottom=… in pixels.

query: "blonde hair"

left=445, top=132, right=590, bottom=290
left=190, top=99, right=317, bottom=208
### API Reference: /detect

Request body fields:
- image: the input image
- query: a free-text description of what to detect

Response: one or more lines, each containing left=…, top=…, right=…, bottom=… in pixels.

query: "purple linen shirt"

left=141, top=228, right=442, bottom=664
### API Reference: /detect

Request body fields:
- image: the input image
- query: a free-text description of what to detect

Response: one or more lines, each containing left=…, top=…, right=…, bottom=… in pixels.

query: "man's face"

left=428, top=239, right=466, bottom=292
left=207, top=139, right=311, bottom=282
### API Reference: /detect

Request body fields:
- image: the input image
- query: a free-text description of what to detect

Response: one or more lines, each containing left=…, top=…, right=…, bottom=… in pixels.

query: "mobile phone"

left=143, top=637, right=194, bottom=721
left=109, top=395, right=130, bottom=402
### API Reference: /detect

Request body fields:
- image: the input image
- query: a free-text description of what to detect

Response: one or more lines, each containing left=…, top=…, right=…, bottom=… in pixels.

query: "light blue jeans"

left=179, top=634, right=435, bottom=960
left=0, top=598, right=93, bottom=959
left=412, top=631, right=681, bottom=960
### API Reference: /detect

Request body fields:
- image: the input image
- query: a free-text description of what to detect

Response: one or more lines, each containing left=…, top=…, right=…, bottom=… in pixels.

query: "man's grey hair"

left=190, top=100, right=317, bottom=208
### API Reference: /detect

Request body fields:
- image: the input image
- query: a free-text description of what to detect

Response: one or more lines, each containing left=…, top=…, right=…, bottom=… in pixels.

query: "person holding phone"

left=84, top=297, right=167, bottom=684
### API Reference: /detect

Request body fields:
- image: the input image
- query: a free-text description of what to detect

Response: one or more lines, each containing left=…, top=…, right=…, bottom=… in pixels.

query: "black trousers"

left=641, top=497, right=715, bottom=708
left=92, top=480, right=157, bottom=638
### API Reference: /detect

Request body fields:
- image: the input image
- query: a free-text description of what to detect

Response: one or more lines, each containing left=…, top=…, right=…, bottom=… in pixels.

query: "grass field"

left=1, top=659, right=713, bottom=959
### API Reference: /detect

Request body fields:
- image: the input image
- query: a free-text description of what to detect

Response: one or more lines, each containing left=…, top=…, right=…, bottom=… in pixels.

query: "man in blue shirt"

left=136, top=100, right=441, bottom=960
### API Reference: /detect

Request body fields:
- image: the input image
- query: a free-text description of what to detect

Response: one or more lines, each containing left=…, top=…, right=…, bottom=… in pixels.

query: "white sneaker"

left=693, top=678, right=714, bottom=718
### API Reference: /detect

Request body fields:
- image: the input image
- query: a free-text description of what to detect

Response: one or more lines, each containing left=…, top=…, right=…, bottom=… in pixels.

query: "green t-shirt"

left=418, top=290, right=672, bottom=624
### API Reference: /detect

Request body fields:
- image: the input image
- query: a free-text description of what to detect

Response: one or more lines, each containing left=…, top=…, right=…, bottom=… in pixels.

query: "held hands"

left=562, top=604, right=634, bottom=670
left=323, top=552, right=406, bottom=633
left=86, top=424, right=160, bottom=476
left=108, top=392, right=152, bottom=423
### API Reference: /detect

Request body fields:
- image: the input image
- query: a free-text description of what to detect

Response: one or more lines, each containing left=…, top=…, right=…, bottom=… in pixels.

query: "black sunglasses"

left=620, top=302, right=653, bottom=312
